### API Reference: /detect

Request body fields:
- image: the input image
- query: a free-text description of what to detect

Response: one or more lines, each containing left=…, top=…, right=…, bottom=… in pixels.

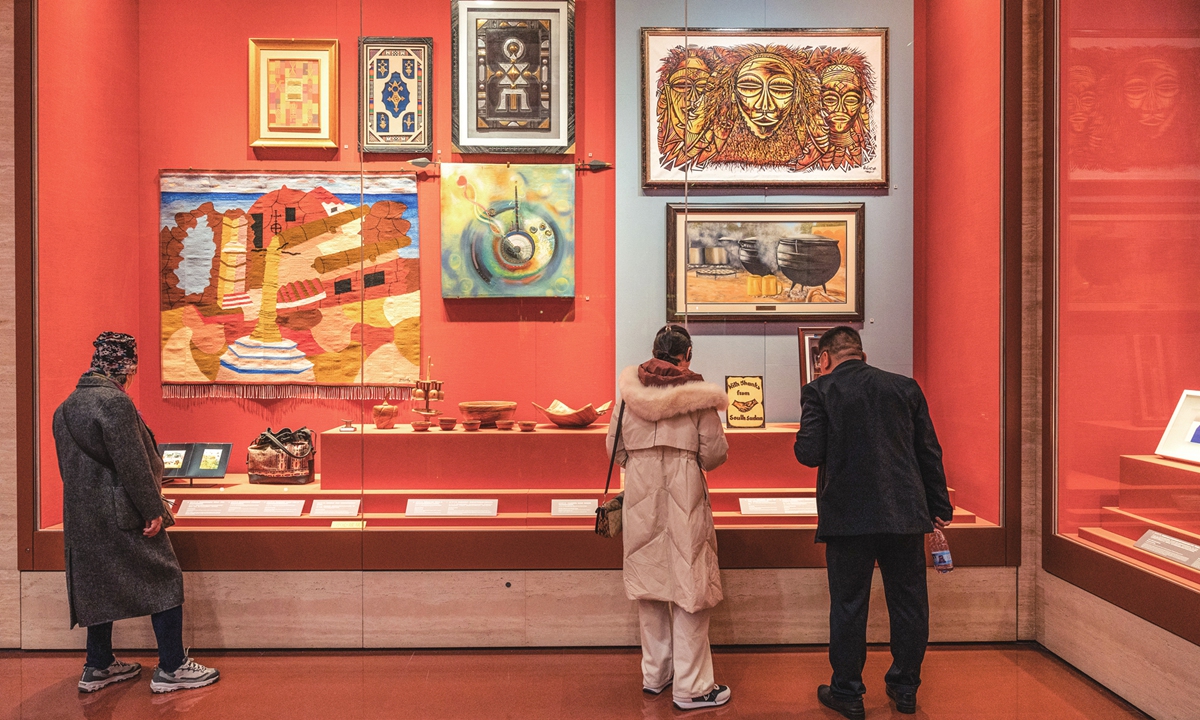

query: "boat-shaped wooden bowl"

left=532, top=400, right=613, bottom=428
left=458, top=401, right=518, bottom=427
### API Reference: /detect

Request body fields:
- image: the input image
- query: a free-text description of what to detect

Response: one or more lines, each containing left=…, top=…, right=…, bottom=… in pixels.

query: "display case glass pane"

left=1055, top=0, right=1200, bottom=588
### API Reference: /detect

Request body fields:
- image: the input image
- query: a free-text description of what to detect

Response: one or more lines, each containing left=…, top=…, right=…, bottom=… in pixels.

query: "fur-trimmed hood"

left=618, top=365, right=728, bottom=422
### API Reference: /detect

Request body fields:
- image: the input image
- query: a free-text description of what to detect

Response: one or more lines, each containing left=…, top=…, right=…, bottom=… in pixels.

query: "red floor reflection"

left=0, top=644, right=1147, bottom=719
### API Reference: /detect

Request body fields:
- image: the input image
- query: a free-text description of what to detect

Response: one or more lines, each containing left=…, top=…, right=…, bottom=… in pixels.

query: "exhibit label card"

left=739, top=497, right=818, bottom=516
left=405, top=498, right=499, bottom=517
left=176, top=499, right=305, bottom=517
left=310, top=499, right=362, bottom=517
left=726, top=376, right=766, bottom=428
left=551, top=499, right=599, bottom=516
left=1134, top=529, right=1200, bottom=566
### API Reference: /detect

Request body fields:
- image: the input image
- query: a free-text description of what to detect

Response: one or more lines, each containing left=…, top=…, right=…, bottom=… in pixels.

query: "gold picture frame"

left=249, top=38, right=339, bottom=148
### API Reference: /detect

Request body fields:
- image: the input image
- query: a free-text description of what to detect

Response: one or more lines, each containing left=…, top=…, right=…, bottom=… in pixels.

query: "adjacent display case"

left=1044, top=0, right=1200, bottom=644
left=16, top=0, right=1023, bottom=574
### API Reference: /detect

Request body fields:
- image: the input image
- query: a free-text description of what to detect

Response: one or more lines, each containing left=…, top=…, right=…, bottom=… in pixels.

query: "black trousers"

left=85, top=604, right=185, bottom=673
left=825, top=533, right=928, bottom=699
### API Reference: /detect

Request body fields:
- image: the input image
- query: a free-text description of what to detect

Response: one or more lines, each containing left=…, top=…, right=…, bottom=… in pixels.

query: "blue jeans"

left=85, top=604, right=185, bottom=673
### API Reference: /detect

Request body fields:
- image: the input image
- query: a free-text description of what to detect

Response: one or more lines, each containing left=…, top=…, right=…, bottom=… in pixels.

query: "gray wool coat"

left=52, top=374, right=184, bottom=628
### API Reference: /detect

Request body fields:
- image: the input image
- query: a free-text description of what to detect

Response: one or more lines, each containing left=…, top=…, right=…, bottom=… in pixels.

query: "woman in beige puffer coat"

left=606, top=325, right=731, bottom=710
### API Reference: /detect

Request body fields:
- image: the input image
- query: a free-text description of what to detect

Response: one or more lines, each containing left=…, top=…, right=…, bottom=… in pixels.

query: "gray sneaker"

left=78, top=659, right=141, bottom=693
left=149, top=658, right=220, bottom=693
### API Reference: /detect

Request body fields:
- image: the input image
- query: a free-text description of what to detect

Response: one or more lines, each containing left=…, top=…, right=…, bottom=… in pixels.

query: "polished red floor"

left=0, top=644, right=1147, bottom=719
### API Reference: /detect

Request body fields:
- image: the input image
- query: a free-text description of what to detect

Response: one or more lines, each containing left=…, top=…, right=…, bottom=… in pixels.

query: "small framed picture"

left=359, top=37, right=433, bottom=153
left=666, top=203, right=865, bottom=322
left=799, top=329, right=826, bottom=386
left=249, top=38, right=339, bottom=148
left=451, top=0, right=575, bottom=154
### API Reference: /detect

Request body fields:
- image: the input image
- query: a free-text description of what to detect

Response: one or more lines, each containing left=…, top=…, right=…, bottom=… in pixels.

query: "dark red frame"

left=15, top=0, right=1024, bottom=573
left=1039, top=0, right=1200, bottom=645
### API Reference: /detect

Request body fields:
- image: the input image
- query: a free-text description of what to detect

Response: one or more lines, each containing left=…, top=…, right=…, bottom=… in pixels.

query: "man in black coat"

left=794, top=326, right=953, bottom=719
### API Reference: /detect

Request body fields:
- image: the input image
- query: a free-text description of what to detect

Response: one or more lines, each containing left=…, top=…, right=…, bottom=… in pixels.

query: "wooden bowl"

left=410, top=421, right=431, bottom=432
left=438, top=417, right=458, bottom=431
left=518, top=420, right=537, bottom=432
left=458, top=401, right=518, bottom=428
left=462, top=420, right=481, bottom=432
left=532, top=400, right=613, bottom=428
left=494, top=419, right=516, bottom=430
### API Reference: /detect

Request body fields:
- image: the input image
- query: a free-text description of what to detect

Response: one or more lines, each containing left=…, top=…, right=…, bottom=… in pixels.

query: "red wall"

left=37, top=0, right=142, bottom=526
left=37, top=0, right=616, bottom=525
left=913, top=0, right=1003, bottom=524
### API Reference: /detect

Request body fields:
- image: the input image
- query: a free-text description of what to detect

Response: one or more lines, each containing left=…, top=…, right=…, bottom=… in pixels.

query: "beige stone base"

left=19, top=567, right=1017, bottom=650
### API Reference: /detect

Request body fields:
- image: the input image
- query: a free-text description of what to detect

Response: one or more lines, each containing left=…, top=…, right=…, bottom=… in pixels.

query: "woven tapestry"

left=159, top=171, right=420, bottom=399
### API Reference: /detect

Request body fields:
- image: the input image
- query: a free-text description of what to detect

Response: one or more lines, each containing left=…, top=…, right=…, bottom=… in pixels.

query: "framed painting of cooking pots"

left=665, top=203, right=865, bottom=322
left=641, top=28, right=887, bottom=188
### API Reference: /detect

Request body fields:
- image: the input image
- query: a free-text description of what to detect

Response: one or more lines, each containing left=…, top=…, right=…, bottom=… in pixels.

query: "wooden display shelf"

left=1074, top=527, right=1200, bottom=591
left=319, top=422, right=816, bottom=490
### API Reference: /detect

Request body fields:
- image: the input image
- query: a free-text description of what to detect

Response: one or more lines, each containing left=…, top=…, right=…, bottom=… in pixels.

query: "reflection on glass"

left=1057, top=1, right=1200, bottom=587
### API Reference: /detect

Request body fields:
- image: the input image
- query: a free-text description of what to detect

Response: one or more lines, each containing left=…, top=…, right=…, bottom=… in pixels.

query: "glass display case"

left=17, top=0, right=1021, bottom=573
left=1046, top=0, right=1200, bottom=642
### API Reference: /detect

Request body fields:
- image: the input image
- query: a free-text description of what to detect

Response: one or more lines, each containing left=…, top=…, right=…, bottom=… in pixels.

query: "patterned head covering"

left=89, top=332, right=138, bottom=379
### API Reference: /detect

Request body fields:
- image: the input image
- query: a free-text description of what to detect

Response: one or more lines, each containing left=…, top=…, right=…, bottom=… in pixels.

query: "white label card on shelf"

left=309, top=499, right=362, bottom=517
left=176, top=499, right=305, bottom=518
left=738, top=497, right=818, bottom=516
left=331, top=520, right=365, bottom=529
left=405, top=499, right=499, bottom=517
left=551, top=499, right=599, bottom=516
left=1135, top=529, right=1200, bottom=566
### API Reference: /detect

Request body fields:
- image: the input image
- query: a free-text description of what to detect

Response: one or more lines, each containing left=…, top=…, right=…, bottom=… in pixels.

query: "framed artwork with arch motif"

left=641, top=28, right=888, bottom=188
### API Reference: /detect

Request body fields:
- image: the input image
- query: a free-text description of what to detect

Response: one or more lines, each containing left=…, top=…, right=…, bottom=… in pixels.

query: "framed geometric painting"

left=249, top=38, right=339, bottom=148
left=359, top=37, right=433, bottom=153
left=451, top=0, right=575, bottom=154
left=641, top=28, right=888, bottom=188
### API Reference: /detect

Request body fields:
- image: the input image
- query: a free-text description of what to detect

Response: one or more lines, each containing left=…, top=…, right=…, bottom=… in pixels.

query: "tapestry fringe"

left=162, top=385, right=414, bottom=401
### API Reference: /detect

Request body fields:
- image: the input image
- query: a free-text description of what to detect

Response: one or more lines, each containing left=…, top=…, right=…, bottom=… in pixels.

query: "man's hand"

left=934, top=516, right=950, bottom=530
left=143, top=517, right=163, bottom=538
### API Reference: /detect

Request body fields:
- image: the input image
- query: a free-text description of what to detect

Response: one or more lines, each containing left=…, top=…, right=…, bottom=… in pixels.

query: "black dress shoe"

left=886, top=685, right=917, bottom=714
left=817, top=685, right=865, bottom=720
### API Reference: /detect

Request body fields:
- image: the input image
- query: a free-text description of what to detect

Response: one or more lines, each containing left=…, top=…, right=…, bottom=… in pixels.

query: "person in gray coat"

left=52, top=332, right=219, bottom=694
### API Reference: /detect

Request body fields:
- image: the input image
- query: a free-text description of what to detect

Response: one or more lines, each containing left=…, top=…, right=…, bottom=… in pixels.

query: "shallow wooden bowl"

left=458, top=401, right=518, bottom=428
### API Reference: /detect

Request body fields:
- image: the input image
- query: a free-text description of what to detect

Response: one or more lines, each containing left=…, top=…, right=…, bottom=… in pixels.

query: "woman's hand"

left=143, top=517, right=163, bottom=537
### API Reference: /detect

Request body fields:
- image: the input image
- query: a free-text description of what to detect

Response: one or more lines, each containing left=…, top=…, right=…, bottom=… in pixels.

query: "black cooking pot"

left=776, top=235, right=841, bottom=289
left=737, top=239, right=772, bottom=276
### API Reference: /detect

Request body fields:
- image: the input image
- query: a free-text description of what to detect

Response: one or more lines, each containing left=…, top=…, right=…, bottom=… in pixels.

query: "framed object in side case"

left=641, top=27, right=888, bottom=188
left=666, top=203, right=864, bottom=323
left=451, top=0, right=575, bottom=154
left=249, top=38, right=339, bottom=148
left=359, top=37, right=433, bottom=153
left=1155, top=390, right=1200, bottom=465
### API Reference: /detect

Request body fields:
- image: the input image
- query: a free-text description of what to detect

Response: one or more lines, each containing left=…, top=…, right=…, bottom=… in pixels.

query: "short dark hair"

left=817, top=326, right=863, bottom=361
left=653, top=324, right=693, bottom=364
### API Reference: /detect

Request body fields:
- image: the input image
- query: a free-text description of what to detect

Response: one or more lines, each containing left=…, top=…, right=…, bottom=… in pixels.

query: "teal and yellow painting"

left=440, top=163, right=575, bottom=299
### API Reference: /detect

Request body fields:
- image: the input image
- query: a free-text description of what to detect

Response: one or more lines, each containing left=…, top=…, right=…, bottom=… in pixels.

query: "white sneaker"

left=78, top=659, right=141, bottom=693
left=149, top=657, right=220, bottom=693
left=674, top=684, right=731, bottom=710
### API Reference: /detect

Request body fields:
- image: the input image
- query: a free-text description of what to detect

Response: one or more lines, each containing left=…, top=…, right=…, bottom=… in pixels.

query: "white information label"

left=738, top=497, right=818, bottom=516
left=176, top=499, right=305, bottom=518
left=1135, top=529, right=1200, bottom=565
left=551, top=499, right=599, bottom=516
left=309, top=499, right=362, bottom=517
left=405, top=498, right=499, bottom=517
left=331, top=520, right=365, bottom=529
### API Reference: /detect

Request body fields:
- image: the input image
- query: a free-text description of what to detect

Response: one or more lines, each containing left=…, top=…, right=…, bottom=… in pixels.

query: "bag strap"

left=256, top=428, right=314, bottom=460
left=602, top=401, right=627, bottom=500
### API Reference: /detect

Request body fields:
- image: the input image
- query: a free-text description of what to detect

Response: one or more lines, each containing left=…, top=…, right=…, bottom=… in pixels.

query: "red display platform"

left=319, top=422, right=818, bottom=490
